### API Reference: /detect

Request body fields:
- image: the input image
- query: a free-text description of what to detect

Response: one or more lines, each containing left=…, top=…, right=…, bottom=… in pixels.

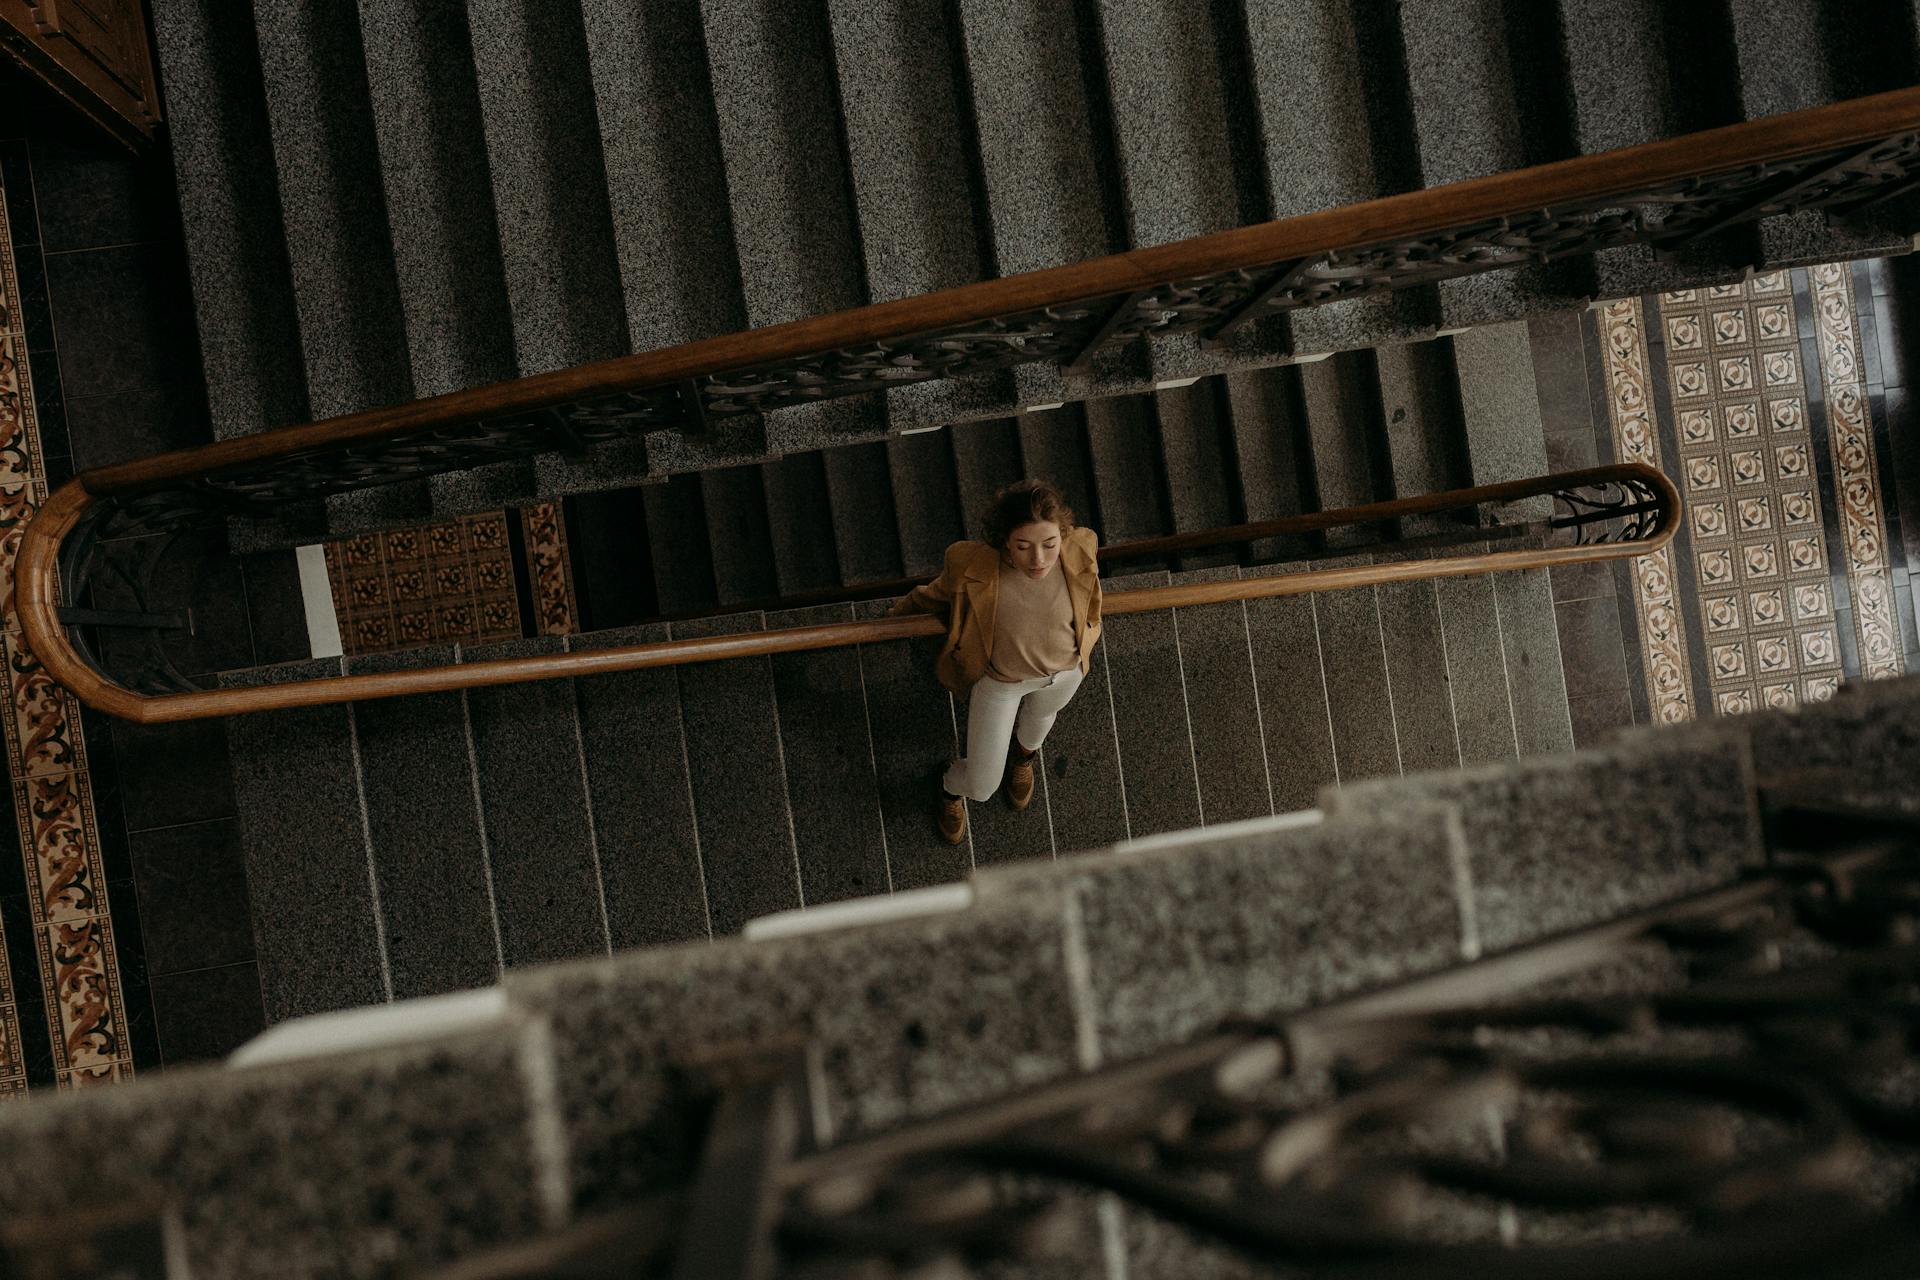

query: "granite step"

left=949, top=418, right=1027, bottom=543
left=1373, top=338, right=1473, bottom=538
left=1082, top=396, right=1170, bottom=548
left=567, top=624, right=713, bottom=949
left=466, top=0, right=628, bottom=375
left=460, top=637, right=611, bottom=968
left=1169, top=567, right=1275, bottom=825
left=1435, top=571, right=1523, bottom=768
left=220, top=658, right=389, bottom=1023
left=1375, top=574, right=1465, bottom=777
left=886, top=431, right=968, bottom=578
left=151, top=0, right=310, bottom=440
left=761, top=452, right=842, bottom=596
left=1017, top=407, right=1101, bottom=536
left=1241, top=566, right=1342, bottom=811
left=1492, top=566, right=1577, bottom=758
left=1221, top=365, right=1315, bottom=563
left=568, top=487, right=659, bottom=631
left=1450, top=321, right=1553, bottom=519
left=823, top=442, right=905, bottom=586
left=641, top=473, right=718, bottom=616
left=344, top=647, right=500, bottom=999
left=1099, top=569, right=1203, bottom=839
left=580, top=0, right=748, bottom=354
left=669, top=611, right=804, bottom=934
left=1396, top=0, right=1589, bottom=328
left=1312, top=575, right=1404, bottom=787
left=698, top=465, right=779, bottom=606
left=1298, top=352, right=1393, bottom=548
left=356, top=0, right=518, bottom=398
left=1152, top=380, right=1239, bottom=569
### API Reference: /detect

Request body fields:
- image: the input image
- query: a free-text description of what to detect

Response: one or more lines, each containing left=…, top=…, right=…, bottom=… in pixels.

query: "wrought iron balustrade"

left=17, top=463, right=1678, bottom=722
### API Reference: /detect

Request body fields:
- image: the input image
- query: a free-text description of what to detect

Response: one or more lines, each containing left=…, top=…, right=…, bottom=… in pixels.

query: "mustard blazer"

left=888, top=526, right=1104, bottom=695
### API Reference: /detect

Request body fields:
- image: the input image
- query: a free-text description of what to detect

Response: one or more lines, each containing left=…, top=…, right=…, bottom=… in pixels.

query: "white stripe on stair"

left=294, top=543, right=343, bottom=659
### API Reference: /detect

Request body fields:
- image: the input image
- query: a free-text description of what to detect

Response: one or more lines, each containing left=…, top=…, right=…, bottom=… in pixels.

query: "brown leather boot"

left=1007, top=742, right=1037, bottom=811
left=938, top=789, right=967, bottom=845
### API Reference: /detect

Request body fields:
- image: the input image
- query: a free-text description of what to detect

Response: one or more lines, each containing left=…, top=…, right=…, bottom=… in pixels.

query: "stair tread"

left=700, top=465, right=779, bottom=606
left=1083, top=396, right=1169, bottom=546
left=1222, top=365, right=1314, bottom=562
left=150, top=0, right=310, bottom=438
left=702, top=0, right=865, bottom=327
left=1030, top=641, right=1131, bottom=852
left=886, top=432, right=968, bottom=579
left=221, top=657, right=387, bottom=1022
left=1154, top=382, right=1237, bottom=567
left=1299, top=353, right=1391, bottom=546
left=761, top=453, right=842, bottom=596
left=345, top=646, right=500, bottom=999
left=669, top=611, right=804, bottom=932
left=1017, top=408, right=1100, bottom=537
left=569, top=625, right=713, bottom=949
left=1375, top=577, right=1465, bottom=775
left=641, top=474, right=718, bottom=615
left=1435, top=571, right=1522, bottom=767
left=580, top=0, right=747, bottom=351
left=357, top=0, right=518, bottom=397
left=461, top=635, right=611, bottom=967
left=1311, top=577, right=1403, bottom=786
left=466, top=0, right=628, bottom=373
left=1100, top=569, right=1203, bottom=838
left=1240, top=578, right=1340, bottom=811
left=949, top=418, right=1026, bottom=543
left=766, top=603, right=895, bottom=904
left=1493, top=566, right=1577, bottom=758
left=823, top=443, right=906, bottom=585
left=1170, top=568, right=1274, bottom=825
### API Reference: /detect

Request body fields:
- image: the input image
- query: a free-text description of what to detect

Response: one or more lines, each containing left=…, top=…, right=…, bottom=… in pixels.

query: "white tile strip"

left=294, top=543, right=343, bottom=659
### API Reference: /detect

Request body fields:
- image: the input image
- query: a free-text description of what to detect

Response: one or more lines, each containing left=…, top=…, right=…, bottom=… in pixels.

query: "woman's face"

left=1003, top=520, right=1063, bottom=578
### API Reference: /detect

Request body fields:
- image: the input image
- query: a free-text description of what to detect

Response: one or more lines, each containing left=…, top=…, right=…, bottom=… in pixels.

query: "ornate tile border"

left=0, top=182, right=131, bottom=1093
left=1656, top=274, right=1842, bottom=715
left=1809, top=263, right=1906, bottom=682
left=520, top=501, right=578, bottom=636
left=1596, top=297, right=1696, bottom=724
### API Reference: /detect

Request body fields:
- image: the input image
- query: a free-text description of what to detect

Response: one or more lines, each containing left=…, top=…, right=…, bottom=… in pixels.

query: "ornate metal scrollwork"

left=1551, top=475, right=1667, bottom=545
left=738, top=808, right=1920, bottom=1278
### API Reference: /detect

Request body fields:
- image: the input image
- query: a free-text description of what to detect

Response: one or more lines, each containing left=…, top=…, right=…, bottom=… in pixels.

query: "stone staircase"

left=6, top=653, right=1916, bottom=1278
left=147, top=0, right=1915, bottom=548
left=215, top=319, right=1585, bottom=1025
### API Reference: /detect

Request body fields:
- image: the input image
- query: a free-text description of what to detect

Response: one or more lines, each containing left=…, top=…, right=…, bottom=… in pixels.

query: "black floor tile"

left=0, top=138, right=38, bottom=250
left=1567, top=687, right=1634, bottom=751
left=1550, top=560, right=1616, bottom=603
left=129, top=817, right=255, bottom=976
left=1527, top=309, right=1594, bottom=441
left=151, top=962, right=267, bottom=1067
left=28, top=353, right=67, bottom=461
left=14, top=243, right=52, bottom=352
left=27, top=109, right=176, bottom=254
left=45, top=243, right=200, bottom=399
left=65, top=384, right=215, bottom=470
left=109, top=717, right=236, bottom=832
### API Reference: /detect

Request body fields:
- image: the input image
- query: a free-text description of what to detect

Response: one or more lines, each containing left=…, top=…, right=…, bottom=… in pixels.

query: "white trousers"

left=943, top=666, right=1086, bottom=802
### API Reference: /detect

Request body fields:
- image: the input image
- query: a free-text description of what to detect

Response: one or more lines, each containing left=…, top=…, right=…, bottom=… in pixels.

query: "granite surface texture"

left=567, top=626, right=712, bottom=950
left=1375, top=339, right=1470, bottom=529
left=1018, top=408, right=1100, bottom=532
left=949, top=417, right=1026, bottom=542
left=1153, top=382, right=1236, bottom=565
left=1083, top=396, right=1170, bottom=546
left=1493, top=567, right=1578, bottom=758
left=578, top=0, right=747, bottom=350
left=1313, top=584, right=1403, bottom=785
left=1377, top=578, right=1465, bottom=775
left=1171, top=570, right=1274, bottom=825
left=766, top=603, right=896, bottom=902
left=826, top=0, right=985, bottom=304
left=1031, top=641, right=1132, bottom=853
left=699, top=464, right=779, bottom=604
left=465, top=0, right=628, bottom=374
left=1241, top=584, right=1341, bottom=810
left=641, top=474, right=719, bottom=614
left=701, top=0, right=865, bottom=326
left=1101, top=572, right=1203, bottom=837
left=149, top=0, right=310, bottom=438
left=355, top=0, right=517, bottom=398
left=887, top=430, right=970, bottom=578
left=504, top=890, right=1083, bottom=1210
left=0, top=1019, right=569, bottom=1279
left=1330, top=735, right=1764, bottom=953
left=954, top=0, right=1118, bottom=275
left=1298, top=354, right=1389, bottom=547
left=853, top=598, right=973, bottom=889
left=1726, top=0, right=1834, bottom=119
left=460, top=636, right=611, bottom=966
left=668, top=611, right=804, bottom=932
left=430, top=459, right=538, bottom=518
left=1435, top=571, right=1523, bottom=767
left=824, top=443, right=907, bottom=585
left=982, top=808, right=1469, bottom=1064
left=222, top=659, right=388, bottom=1022
left=1222, top=365, right=1312, bottom=562
left=346, top=648, right=500, bottom=999
left=1555, top=0, right=1677, bottom=154
left=760, top=452, right=843, bottom=594
left=252, top=0, right=412, bottom=421
left=1452, top=321, right=1554, bottom=517
left=1095, top=0, right=1257, bottom=250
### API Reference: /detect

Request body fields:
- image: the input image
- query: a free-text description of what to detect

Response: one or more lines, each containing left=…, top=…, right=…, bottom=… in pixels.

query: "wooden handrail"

left=14, top=465, right=1678, bottom=723
left=55, top=85, right=1920, bottom=499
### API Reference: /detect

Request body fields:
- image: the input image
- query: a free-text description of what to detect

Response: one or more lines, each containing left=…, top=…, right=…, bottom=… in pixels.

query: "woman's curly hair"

left=983, top=479, right=1075, bottom=549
